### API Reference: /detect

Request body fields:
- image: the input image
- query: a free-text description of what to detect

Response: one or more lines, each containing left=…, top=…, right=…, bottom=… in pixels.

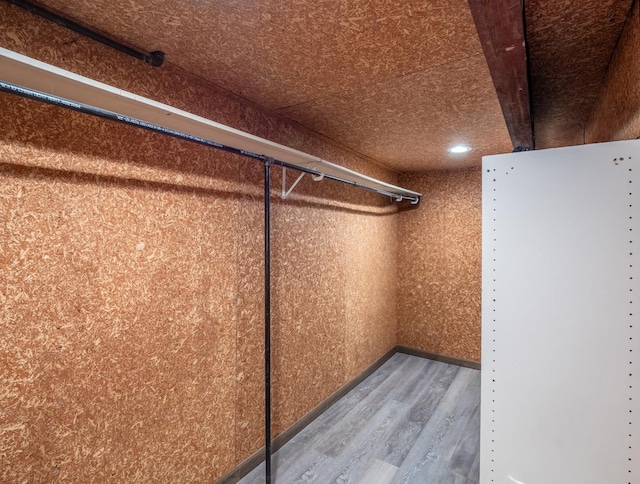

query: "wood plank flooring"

left=238, top=353, right=480, bottom=484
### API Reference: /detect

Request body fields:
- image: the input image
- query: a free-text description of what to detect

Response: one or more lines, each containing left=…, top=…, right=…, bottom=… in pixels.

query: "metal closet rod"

left=1, top=63, right=421, bottom=484
left=0, top=40, right=415, bottom=484
left=0, top=80, right=420, bottom=203
left=4, top=0, right=165, bottom=67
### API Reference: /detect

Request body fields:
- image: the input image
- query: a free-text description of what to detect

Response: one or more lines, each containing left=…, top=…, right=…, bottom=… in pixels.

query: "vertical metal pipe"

left=264, top=159, right=272, bottom=483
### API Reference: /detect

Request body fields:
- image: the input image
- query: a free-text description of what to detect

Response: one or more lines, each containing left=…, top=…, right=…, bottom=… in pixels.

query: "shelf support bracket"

left=281, top=166, right=307, bottom=199
left=281, top=162, right=326, bottom=199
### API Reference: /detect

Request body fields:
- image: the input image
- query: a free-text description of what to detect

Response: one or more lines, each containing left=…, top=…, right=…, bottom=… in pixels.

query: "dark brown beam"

left=468, top=0, right=534, bottom=150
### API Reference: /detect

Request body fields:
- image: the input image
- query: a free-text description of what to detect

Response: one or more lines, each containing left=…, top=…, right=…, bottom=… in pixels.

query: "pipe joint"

left=145, top=51, right=165, bottom=67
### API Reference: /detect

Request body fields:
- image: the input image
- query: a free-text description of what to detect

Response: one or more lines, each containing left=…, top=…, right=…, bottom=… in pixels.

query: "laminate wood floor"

left=238, top=353, right=480, bottom=484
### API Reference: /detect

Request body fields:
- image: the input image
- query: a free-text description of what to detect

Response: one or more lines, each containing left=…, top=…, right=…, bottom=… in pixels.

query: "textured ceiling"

left=34, top=0, right=483, bottom=109
left=279, top=53, right=511, bottom=171
left=30, top=0, right=512, bottom=171
left=5, top=0, right=634, bottom=169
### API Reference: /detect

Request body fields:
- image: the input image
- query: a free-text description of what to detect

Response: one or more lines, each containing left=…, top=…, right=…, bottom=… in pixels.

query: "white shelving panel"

left=481, top=140, right=640, bottom=484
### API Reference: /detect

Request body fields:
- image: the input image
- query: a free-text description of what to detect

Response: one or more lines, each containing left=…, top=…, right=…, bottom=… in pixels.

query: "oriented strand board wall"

left=0, top=103, right=242, bottom=481
left=525, top=0, right=632, bottom=149
left=586, top=2, right=640, bottom=142
left=397, top=169, right=482, bottom=362
left=0, top=3, right=398, bottom=482
left=270, top=204, right=398, bottom=436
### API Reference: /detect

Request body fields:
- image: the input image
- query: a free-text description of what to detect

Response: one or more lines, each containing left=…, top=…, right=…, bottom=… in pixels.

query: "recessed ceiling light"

left=448, top=144, right=471, bottom=154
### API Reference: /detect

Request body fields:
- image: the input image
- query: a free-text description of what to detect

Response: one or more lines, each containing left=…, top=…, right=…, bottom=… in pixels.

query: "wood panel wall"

left=0, top=3, right=398, bottom=482
left=586, top=2, right=640, bottom=142
left=397, top=169, right=482, bottom=362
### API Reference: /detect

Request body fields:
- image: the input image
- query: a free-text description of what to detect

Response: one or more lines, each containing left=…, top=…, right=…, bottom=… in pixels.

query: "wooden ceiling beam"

left=468, top=0, right=534, bottom=150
